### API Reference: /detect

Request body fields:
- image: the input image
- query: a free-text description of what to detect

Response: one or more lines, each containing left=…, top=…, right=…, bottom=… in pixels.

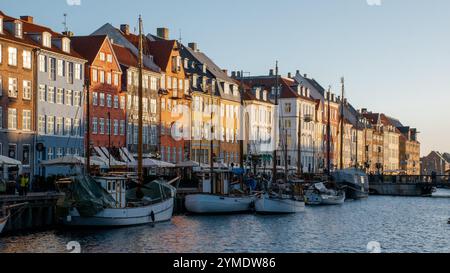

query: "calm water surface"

left=1, top=190, right=450, bottom=253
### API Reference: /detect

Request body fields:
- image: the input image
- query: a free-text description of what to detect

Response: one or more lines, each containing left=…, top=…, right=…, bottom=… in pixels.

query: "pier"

left=368, top=175, right=450, bottom=197
left=0, top=192, right=64, bottom=234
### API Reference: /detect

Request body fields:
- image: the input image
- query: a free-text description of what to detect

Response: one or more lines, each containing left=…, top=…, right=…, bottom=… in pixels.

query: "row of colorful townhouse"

left=0, top=10, right=421, bottom=179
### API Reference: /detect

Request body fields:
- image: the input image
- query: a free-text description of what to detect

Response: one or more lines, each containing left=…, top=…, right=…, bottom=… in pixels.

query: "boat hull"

left=63, top=198, right=174, bottom=227
left=185, top=194, right=254, bottom=214
left=0, top=213, right=9, bottom=234
left=255, top=195, right=305, bottom=214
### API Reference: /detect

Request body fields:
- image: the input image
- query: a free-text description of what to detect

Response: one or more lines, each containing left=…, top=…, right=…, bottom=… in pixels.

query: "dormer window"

left=15, top=22, right=22, bottom=38
left=202, top=64, right=207, bottom=74
left=43, top=32, right=52, bottom=48
left=255, top=88, right=260, bottom=100
left=62, top=38, right=70, bottom=53
left=263, top=91, right=268, bottom=101
left=0, top=18, right=3, bottom=34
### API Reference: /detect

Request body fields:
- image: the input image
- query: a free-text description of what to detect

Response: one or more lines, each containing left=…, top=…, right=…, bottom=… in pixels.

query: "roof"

left=147, top=39, right=177, bottom=72
left=71, top=35, right=108, bottom=64
left=112, top=43, right=155, bottom=73
left=0, top=11, right=85, bottom=60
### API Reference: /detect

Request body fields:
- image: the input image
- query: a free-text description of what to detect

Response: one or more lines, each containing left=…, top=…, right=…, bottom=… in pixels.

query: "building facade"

left=19, top=17, right=87, bottom=176
left=0, top=14, right=36, bottom=175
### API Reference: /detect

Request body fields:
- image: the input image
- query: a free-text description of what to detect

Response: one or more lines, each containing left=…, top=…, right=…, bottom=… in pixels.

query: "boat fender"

left=150, top=211, right=155, bottom=223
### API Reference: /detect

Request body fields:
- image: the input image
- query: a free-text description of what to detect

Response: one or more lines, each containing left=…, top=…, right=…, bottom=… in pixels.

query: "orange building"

left=147, top=29, right=190, bottom=163
left=71, top=35, right=125, bottom=149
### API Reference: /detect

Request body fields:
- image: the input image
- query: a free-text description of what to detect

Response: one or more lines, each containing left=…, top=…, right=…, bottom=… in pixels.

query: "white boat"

left=255, top=193, right=305, bottom=214
left=305, top=182, right=346, bottom=205
left=0, top=211, right=9, bottom=234
left=59, top=175, right=177, bottom=227
left=185, top=194, right=253, bottom=214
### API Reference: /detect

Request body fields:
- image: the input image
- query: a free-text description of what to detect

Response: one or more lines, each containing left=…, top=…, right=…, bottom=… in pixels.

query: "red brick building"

left=71, top=35, right=125, bottom=148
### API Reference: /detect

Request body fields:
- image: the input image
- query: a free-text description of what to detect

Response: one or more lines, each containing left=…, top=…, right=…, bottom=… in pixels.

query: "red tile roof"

left=148, top=39, right=177, bottom=72
left=112, top=43, right=156, bottom=73
left=71, top=35, right=108, bottom=64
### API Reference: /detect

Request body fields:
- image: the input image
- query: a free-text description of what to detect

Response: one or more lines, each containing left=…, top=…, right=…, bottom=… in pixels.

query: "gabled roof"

left=71, top=35, right=108, bottom=64
left=146, top=38, right=177, bottom=72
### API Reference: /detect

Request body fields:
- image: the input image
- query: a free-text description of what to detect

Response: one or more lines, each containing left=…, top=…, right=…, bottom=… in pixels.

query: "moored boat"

left=254, top=193, right=305, bottom=214
left=305, top=182, right=346, bottom=205
left=332, top=168, right=369, bottom=200
left=185, top=194, right=254, bottom=214
left=0, top=210, right=9, bottom=234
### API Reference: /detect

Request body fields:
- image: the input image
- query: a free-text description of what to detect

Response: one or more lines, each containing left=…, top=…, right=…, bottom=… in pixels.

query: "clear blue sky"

left=3, top=0, right=449, bottom=156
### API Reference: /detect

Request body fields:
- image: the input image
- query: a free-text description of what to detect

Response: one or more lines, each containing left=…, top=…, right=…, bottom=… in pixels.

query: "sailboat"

left=184, top=66, right=254, bottom=214
left=254, top=61, right=305, bottom=214
left=60, top=16, right=177, bottom=227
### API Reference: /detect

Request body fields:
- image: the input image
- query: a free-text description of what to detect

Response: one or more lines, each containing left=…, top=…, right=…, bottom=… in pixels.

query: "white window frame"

left=22, top=80, right=32, bottom=100
left=22, top=50, right=31, bottom=69
left=7, top=108, right=17, bottom=130
left=22, top=110, right=31, bottom=131
left=8, top=47, right=17, bottom=66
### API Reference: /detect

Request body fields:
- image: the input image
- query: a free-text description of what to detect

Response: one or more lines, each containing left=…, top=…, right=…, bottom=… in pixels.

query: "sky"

left=2, top=0, right=449, bottom=156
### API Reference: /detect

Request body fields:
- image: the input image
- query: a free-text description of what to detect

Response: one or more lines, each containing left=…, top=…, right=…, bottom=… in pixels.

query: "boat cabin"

left=95, top=177, right=127, bottom=208
left=195, top=169, right=235, bottom=195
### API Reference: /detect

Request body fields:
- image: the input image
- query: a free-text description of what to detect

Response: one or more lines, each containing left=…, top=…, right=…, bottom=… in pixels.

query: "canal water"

left=1, top=189, right=450, bottom=253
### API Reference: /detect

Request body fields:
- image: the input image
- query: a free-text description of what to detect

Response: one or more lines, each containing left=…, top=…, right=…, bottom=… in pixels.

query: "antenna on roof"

left=178, top=28, right=182, bottom=43
left=63, top=13, right=68, bottom=32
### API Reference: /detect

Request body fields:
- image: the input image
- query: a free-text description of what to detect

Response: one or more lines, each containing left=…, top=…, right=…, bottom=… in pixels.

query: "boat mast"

left=326, top=86, right=331, bottom=175
left=339, top=77, right=345, bottom=170
left=272, top=61, right=279, bottom=182
left=210, top=74, right=214, bottom=193
left=85, top=67, right=91, bottom=174
left=137, top=16, right=144, bottom=186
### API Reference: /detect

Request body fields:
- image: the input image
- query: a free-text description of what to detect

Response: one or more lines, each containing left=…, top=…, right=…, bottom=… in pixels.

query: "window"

left=22, top=80, right=31, bottom=100
left=73, top=119, right=80, bottom=136
left=38, top=115, right=45, bottom=134
left=22, top=50, right=31, bottom=69
left=56, top=88, right=64, bottom=104
left=167, top=76, right=172, bottom=89
left=160, top=75, right=166, bottom=89
left=56, top=117, right=63, bottom=135
left=92, top=117, right=98, bottom=134
left=113, top=120, right=118, bottom=135
left=73, top=91, right=80, bottom=107
left=0, top=76, right=2, bottom=96
left=62, top=38, right=70, bottom=53
left=8, top=144, right=17, bottom=159
left=47, top=87, right=55, bottom=103
left=150, top=99, right=157, bottom=114
left=113, top=74, right=119, bottom=86
left=120, top=120, right=125, bottom=135
left=39, top=55, right=47, bottom=72
left=120, top=96, right=125, bottom=109
left=99, top=52, right=105, bottom=61
left=65, top=90, right=72, bottom=105
left=56, top=147, right=63, bottom=158
left=99, top=93, right=105, bottom=106
left=43, top=33, right=52, bottom=48
left=75, top=64, right=82, bottom=80
left=0, top=18, right=3, bottom=34
left=47, top=116, right=54, bottom=134
left=67, top=62, right=74, bottom=84
left=48, top=57, right=56, bottom=80
left=113, top=95, right=119, bottom=108
left=99, top=118, right=105, bottom=134
left=65, top=118, right=72, bottom=136
left=107, top=54, right=113, bottom=63
left=47, top=147, right=54, bottom=160
left=0, top=107, right=2, bottom=129
left=22, top=110, right=31, bottom=131
left=143, top=98, right=148, bottom=113
left=99, top=70, right=105, bottom=83
left=106, top=118, right=110, bottom=135
left=92, top=69, right=98, bottom=82
left=93, top=92, right=98, bottom=106
left=8, top=47, right=17, bottom=66
left=285, top=103, right=291, bottom=113
left=150, top=77, right=157, bottom=90
left=107, top=72, right=112, bottom=84
left=57, top=59, right=65, bottom=76
left=8, top=108, right=17, bottom=130
left=8, top=78, right=17, bottom=98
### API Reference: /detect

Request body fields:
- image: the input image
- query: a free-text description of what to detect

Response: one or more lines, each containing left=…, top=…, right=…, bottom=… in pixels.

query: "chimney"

left=222, top=69, right=228, bottom=76
left=236, top=71, right=242, bottom=78
left=157, top=27, right=169, bottom=40
left=20, top=16, right=33, bottom=23
left=62, top=31, right=74, bottom=37
left=361, top=108, right=368, bottom=114
left=287, top=72, right=292, bottom=78
left=120, top=24, right=130, bottom=35
left=303, top=74, right=308, bottom=78
left=188, top=42, right=198, bottom=52
left=269, top=69, right=274, bottom=76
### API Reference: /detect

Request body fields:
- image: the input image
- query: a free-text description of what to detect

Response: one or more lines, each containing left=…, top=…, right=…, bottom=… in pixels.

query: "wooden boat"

left=60, top=176, right=177, bottom=227
left=332, top=168, right=369, bottom=200
left=185, top=194, right=254, bottom=214
left=305, top=182, right=346, bottom=205
left=254, top=193, right=305, bottom=214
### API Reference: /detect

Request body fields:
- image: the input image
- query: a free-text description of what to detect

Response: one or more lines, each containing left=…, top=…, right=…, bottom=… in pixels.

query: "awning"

left=41, top=155, right=107, bottom=167
left=128, top=159, right=175, bottom=168
left=175, top=160, right=201, bottom=168
left=0, top=155, right=22, bottom=166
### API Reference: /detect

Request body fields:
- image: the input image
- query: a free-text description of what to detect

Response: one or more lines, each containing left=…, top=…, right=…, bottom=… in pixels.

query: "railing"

left=368, top=175, right=450, bottom=184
